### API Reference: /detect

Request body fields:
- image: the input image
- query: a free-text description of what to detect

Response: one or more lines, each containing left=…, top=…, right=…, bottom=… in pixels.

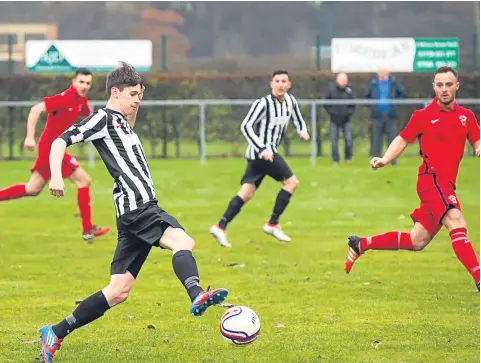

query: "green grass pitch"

left=0, top=156, right=479, bottom=362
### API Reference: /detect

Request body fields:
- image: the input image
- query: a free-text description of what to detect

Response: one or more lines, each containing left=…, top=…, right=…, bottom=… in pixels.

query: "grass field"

left=0, top=156, right=479, bottom=363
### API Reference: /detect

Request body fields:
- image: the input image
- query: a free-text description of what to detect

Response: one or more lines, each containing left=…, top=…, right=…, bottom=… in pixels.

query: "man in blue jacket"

left=366, top=68, right=405, bottom=165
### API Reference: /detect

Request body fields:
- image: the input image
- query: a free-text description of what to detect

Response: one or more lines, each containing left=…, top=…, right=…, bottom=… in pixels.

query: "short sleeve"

left=399, top=110, right=422, bottom=143
left=43, top=93, right=70, bottom=113
left=60, top=111, right=107, bottom=146
left=467, top=110, right=480, bottom=145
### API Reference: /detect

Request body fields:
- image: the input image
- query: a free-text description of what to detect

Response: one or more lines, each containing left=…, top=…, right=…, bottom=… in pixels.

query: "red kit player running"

left=0, top=68, right=110, bottom=242
left=345, top=66, right=480, bottom=291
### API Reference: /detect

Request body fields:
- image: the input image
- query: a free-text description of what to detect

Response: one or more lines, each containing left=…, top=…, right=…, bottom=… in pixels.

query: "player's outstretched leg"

left=162, top=227, right=228, bottom=316
left=264, top=177, right=298, bottom=242
left=39, top=325, right=63, bottom=363
left=210, top=195, right=245, bottom=247
left=39, top=288, right=113, bottom=362
left=345, top=230, right=418, bottom=274
left=345, top=235, right=362, bottom=274
left=210, top=184, right=255, bottom=247
left=39, top=271, right=139, bottom=362
left=0, top=184, right=28, bottom=201
left=70, top=168, right=111, bottom=242
left=0, top=171, right=46, bottom=201
left=442, top=209, right=480, bottom=290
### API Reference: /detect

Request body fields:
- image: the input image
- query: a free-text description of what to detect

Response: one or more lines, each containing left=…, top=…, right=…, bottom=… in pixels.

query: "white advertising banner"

left=331, top=38, right=459, bottom=73
left=26, top=40, right=152, bottom=73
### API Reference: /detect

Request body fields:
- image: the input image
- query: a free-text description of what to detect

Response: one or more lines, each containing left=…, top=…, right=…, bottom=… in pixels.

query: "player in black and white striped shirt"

left=39, top=62, right=228, bottom=362
left=210, top=69, right=310, bottom=247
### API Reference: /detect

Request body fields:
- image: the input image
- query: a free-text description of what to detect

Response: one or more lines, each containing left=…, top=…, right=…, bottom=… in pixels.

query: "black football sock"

left=218, top=195, right=245, bottom=229
left=172, top=250, right=203, bottom=301
left=269, top=189, right=292, bottom=225
left=52, top=290, right=110, bottom=339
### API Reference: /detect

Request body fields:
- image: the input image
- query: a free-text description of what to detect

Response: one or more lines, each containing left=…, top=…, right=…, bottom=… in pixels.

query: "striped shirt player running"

left=38, top=62, right=228, bottom=363
left=210, top=69, right=310, bottom=247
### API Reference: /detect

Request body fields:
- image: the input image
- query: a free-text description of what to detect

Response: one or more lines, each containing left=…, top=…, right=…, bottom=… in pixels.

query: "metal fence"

left=0, top=98, right=479, bottom=167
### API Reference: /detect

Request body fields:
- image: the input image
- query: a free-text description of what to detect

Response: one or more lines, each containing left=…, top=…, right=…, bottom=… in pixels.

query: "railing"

left=0, top=98, right=479, bottom=166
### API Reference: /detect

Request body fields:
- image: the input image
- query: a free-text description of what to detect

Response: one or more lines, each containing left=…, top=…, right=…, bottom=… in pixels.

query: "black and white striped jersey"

left=60, top=108, right=155, bottom=218
left=240, top=93, right=307, bottom=160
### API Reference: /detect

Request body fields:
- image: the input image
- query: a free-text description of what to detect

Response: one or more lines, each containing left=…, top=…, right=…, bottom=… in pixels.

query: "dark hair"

left=106, top=61, right=143, bottom=96
left=433, top=66, right=458, bottom=81
left=74, top=68, right=91, bottom=78
left=271, top=69, right=289, bottom=79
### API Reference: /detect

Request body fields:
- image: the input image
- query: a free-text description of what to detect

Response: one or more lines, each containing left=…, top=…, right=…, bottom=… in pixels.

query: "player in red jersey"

left=344, top=66, right=480, bottom=291
left=0, top=68, right=110, bottom=242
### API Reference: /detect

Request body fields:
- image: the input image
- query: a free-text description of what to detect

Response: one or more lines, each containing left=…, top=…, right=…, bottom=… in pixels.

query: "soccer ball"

left=219, top=306, right=260, bottom=345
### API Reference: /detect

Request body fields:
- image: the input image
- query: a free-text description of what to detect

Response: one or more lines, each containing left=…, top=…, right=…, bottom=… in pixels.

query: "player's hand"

left=370, top=157, right=388, bottom=170
left=49, top=177, right=65, bottom=198
left=475, top=147, right=480, bottom=157
left=299, top=131, right=310, bottom=141
left=23, top=137, right=36, bottom=151
left=260, top=149, right=274, bottom=162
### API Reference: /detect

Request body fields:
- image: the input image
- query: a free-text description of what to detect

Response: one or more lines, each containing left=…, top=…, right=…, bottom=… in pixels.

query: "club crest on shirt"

left=459, top=115, right=467, bottom=125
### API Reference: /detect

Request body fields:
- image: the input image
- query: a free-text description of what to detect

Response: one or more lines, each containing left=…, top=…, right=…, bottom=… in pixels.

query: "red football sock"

left=359, top=231, right=414, bottom=254
left=78, top=187, right=93, bottom=233
left=450, top=228, right=480, bottom=284
left=0, top=184, right=27, bottom=201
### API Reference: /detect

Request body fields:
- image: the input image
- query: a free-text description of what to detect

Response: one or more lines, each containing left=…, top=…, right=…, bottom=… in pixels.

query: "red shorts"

left=30, top=151, right=80, bottom=181
left=410, top=173, right=461, bottom=237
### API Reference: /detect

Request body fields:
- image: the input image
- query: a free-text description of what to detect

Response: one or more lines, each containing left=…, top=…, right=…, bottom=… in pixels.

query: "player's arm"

left=371, top=136, right=409, bottom=169
left=467, top=111, right=480, bottom=156
left=26, top=92, right=72, bottom=151
left=240, top=98, right=267, bottom=151
left=372, top=111, right=421, bottom=170
left=49, top=113, right=108, bottom=197
left=289, top=95, right=310, bottom=141
left=24, top=102, right=46, bottom=150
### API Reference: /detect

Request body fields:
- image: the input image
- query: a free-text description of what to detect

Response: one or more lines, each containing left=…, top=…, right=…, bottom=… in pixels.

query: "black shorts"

left=240, top=153, right=294, bottom=188
left=111, top=201, right=183, bottom=279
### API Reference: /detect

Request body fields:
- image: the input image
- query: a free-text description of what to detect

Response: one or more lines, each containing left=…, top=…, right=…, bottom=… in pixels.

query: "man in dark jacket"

left=324, top=73, right=355, bottom=165
left=366, top=68, right=405, bottom=165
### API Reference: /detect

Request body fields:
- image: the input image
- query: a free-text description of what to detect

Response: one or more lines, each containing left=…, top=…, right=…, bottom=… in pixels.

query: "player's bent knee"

left=239, top=184, right=256, bottom=201
left=25, top=184, right=43, bottom=196
left=283, top=176, right=299, bottom=192
left=410, top=233, right=432, bottom=251
left=110, top=289, right=130, bottom=305
left=411, top=240, right=429, bottom=251
left=443, top=208, right=466, bottom=230
left=177, top=235, right=195, bottom=251
left=76, top=176, right=92, bottom=188
left=103, top=285, right=131, bottom=306
left=160, top=228, right=195, bottom=252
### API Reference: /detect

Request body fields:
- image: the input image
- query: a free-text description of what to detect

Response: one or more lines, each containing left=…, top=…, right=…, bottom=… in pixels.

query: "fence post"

left=310, top=102, right=317, bottom=166
left=8, top=34, right=14, bottom=76
left=472, top=32, right=478, bottom=72
left=161, top=34, right=167, bottom=72
left=315, top=35, right=321, bottom=71
left=199, top=103, right=206, bottom=165
left=162, top=107, right=168, bottom=158
left=8, top=106, right=14, bottom=160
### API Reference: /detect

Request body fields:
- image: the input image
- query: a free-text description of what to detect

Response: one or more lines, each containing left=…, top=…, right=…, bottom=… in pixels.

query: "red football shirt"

left=37, top=85, right=91, bottom=152
left=399, top=98, right=480, bottom=185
